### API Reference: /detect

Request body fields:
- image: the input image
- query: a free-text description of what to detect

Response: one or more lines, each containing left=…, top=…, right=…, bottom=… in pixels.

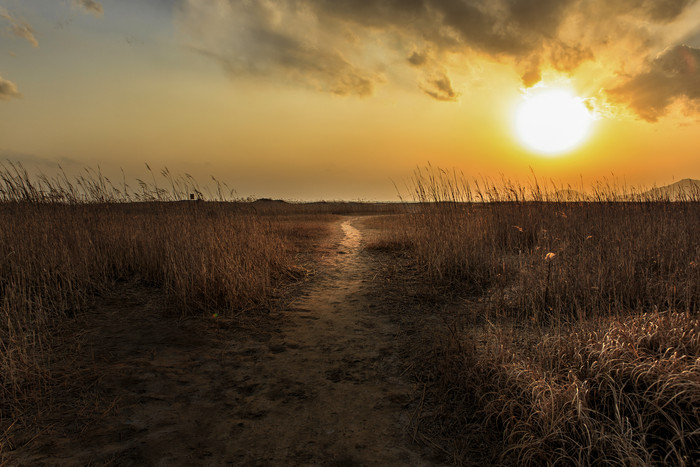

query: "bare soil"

left=6, top=217, right=440, bottom=466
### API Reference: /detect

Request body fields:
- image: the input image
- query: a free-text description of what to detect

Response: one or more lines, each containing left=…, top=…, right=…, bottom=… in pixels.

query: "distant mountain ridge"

left=643, top=178, right=700, bottom=200
left=551, top=179, right=700, bottom=201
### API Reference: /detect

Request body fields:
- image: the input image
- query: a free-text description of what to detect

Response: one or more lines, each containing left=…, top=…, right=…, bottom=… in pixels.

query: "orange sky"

left=1, top=0, right=699, bottom=200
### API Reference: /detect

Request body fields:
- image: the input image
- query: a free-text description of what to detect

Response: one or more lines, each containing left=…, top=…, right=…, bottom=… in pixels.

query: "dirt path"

left=8, top=217, right=437, bottom=466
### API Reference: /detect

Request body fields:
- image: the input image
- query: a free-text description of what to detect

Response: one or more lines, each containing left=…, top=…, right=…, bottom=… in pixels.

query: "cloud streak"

left=421, top=73, right=460, bottom=102
left=176, top=0, right=700, bottom=119
left=176, top=1, right=381, bottom=96
left=0, top=8, right=38, bottom=47
left=0, top=150, right=78, bottom=167
left=609, top=45, right=700, bottom=121
left=73, top=0, right=104, bottom=17
left=0, top=75, right=21, bottom=101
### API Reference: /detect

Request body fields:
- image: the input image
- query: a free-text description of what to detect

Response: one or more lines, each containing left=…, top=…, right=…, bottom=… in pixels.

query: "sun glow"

left=515, top=87, right=593, bottom=156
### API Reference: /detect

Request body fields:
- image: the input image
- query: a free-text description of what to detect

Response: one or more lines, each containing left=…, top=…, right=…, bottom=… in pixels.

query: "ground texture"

left=7, top=217, right=439, bottom=466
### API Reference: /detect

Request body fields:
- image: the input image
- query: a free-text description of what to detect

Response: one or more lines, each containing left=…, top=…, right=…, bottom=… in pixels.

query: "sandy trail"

left=219, top=217, right=430, bottom=465
left=8, top=216, right=435, bottom=466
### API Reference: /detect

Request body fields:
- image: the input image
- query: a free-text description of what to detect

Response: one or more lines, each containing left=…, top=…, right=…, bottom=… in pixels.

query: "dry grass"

left=377, top=167, right=700, bottom=465
left=0, top=164, right=339, bottom=450
left=441, top=312, right=700, bottom=465
left=4, top=160, right=699, bottom=464
left=388, top=201, right=699, bottom=321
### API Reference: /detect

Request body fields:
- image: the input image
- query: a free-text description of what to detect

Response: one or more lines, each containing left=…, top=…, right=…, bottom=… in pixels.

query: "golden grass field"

left=1, top=163, right=699, bottom=465
left=370, top=168, right=700, bottom=465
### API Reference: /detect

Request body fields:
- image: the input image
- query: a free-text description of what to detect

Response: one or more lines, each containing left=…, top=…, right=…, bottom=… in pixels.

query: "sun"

left=514, top=87, right=593, bottom=156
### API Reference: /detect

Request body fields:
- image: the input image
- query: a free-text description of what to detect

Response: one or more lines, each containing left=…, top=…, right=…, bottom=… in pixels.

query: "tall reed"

left=0, top=164, right=331, bottom=444
left=394, top=167, right=699, bottom=321
left=382, top=166, right=700, bottom=464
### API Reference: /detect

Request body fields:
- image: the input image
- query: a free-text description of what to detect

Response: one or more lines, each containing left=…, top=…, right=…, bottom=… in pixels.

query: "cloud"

left=421, top=73, right=460, bottom=101
left=176, top=1, right=381, bottom=97
left=608, top=45, right=700, bottom=121
left=73, top=0, right=104, bottom=17
left=0, top=8, right=38, bottom=47
left=622, top=0, right=695, bottom=22
left=0, top=150, right=80, bottom=169
left=0, top=75, right=21, bottom=101
left=176, top=0, right=700, bottom=118
left=407, top=51, right=428, bottom=67
left=521, top=69, right=542, bottom=88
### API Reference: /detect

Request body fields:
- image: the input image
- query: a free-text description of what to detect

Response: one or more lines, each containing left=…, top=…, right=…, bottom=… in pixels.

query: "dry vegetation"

left=0, top=163, right=372, bottom=450
left=3, top=160, right=699, bottom=465
left=376, top=167, right=700, bottom=465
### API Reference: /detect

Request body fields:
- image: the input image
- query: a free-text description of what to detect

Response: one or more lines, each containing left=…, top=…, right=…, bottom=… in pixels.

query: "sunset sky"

left=1, top=0, right=699, bottom=200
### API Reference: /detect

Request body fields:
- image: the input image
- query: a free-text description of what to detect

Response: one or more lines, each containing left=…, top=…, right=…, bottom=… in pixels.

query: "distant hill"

left=642, top=179, right=700, bottom=201
left=252, top=198, right=288, bottom=204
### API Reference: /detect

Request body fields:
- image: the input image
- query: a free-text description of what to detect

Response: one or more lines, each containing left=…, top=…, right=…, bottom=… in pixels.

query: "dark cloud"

left=309, top=0, right=427, bottom=29
left=311, top=0, right=586, bottom=64
left=0, top=9, right=38, bottom=47
left=73, top=0, right=104, bottom=17
left=407, top=51, right=427, bottom=67
left=177, top=1, right=380, bottom=97
left=578, top=0, right=696, bottom=28
left=609, top=45, right=700, bottom=121
left=421, top=73, right=460, bottom=101
left=508, top=0, right=574, bottom=33
left=0, top=75, right=21, bottom=101
left=622, top=0, right=694, bottom=22
left=549, top=42, right=595, bottom=73
left=178, top=0, right=588, bottom=100
left=178, top=0, right=700, bottom=117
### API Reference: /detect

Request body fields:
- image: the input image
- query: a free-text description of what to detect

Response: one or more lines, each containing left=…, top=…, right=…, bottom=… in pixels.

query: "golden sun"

left=514, top=87, right=593, bottom=156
